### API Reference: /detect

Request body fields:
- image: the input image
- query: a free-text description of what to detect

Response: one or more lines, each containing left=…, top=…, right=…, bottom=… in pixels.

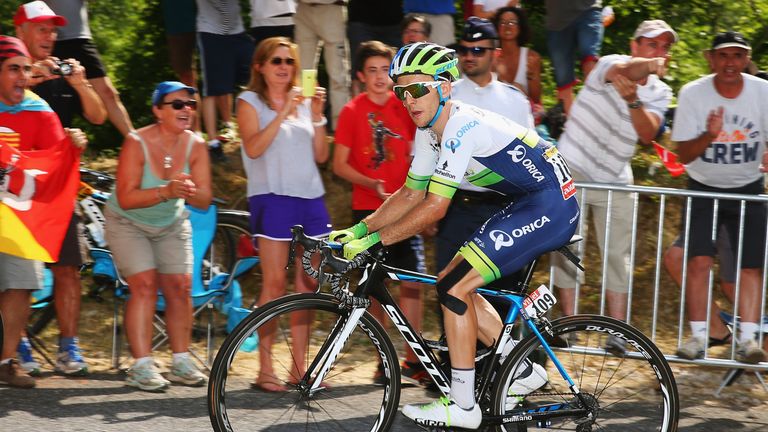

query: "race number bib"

left=544, top=147, right=575, bottom=200
left=523, top=284, right=558, bottom=317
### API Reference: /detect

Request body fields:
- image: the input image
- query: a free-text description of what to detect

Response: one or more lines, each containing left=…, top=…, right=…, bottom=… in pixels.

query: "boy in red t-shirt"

left=333, top=40, right=429, bottom=385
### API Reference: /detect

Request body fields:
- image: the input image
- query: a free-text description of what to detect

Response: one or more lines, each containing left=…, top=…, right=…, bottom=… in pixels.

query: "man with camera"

left=11, top=1, right=106, bottom=378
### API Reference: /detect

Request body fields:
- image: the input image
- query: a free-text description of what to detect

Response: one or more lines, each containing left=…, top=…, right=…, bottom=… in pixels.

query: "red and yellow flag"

left=0, top=139, right=80, bottom=262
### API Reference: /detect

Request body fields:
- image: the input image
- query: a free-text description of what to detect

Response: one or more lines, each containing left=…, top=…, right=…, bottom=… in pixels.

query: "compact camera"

left=51, top=60, right=73, bottom=76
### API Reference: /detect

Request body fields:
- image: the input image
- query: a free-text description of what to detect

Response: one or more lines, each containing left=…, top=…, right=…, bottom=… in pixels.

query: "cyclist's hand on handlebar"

left=329, top=221, right=368, bottom=244
left=343, top=232, right=382, bottom=260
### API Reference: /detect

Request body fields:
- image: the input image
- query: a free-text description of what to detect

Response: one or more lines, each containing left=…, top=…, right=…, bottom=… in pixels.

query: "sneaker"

left=217, top=122, right=239, bottom=143
left=208, top=141, right=228, bottom=164
left=402, top=396, right=481, bottom=429
left=506, top=362, right=548, bottom=410
left=17, top=338, right=41, bottom=377
left=126, top=360, right=169, bottom=392
left=603, top=334, right=627, bottom=357
left=676, top=337, right=706, bottom=360
left=0, top=360, right=36, bottom=388
left=401, top=360, right=429, bottom=386
left=736, top=339, right=767, bottom=364
left=55, top=340, right=89, bottom=376
left=167, top=356, right=207, bottom=386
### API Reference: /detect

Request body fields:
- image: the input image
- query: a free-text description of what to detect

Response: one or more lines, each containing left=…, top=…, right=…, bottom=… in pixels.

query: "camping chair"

left=90, top=204, right=259, bottom=370
left=715, top=311, right=768, bottom=396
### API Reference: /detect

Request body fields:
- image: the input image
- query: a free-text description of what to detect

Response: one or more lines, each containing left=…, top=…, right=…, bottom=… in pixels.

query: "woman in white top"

left=472, top=0, right=520, bottom=20
left=493, top=6, right=542, bottom=105
left=236, top=36, right=330, bottom=392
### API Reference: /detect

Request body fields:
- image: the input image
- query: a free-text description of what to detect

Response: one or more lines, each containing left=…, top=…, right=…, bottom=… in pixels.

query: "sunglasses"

left=500, top=19, right=519, bottom=27
left=162, top=99, right=197, bottom=110
left=456, top=46, right=495, bottom=57
left=269, top=56, right=296, bottom=66
left=393, top=81, right=442, bottom=101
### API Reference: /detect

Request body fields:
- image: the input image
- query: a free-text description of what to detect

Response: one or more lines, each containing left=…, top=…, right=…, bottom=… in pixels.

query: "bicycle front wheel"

left=208, top=293, right=402, bottom=432
left=490, top=314, right=679, bottom=432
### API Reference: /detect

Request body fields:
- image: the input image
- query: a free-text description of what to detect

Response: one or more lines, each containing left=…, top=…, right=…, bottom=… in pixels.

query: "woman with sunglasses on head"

left=104, top=81, right=212, bottom=392
left=493, top=6, right=542, bottom=107
left=236, top=36, right=330, bottom=392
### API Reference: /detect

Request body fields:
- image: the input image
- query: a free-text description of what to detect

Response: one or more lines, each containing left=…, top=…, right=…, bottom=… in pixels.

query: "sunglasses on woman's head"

left=393, top=81, right=442, bottom=101
left=162, top=99, right=197, bottom=110
left=269, top=56, right=296, bottom=66
left=456, top=46, right=494, bottom=57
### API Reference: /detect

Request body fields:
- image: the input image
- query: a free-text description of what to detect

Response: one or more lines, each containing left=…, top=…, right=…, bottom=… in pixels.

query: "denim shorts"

left=546, top=7, right=603, bottom=89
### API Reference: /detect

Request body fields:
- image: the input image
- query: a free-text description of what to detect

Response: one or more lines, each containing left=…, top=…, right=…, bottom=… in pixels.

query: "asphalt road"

left=2, top=370, right=767, bottom=431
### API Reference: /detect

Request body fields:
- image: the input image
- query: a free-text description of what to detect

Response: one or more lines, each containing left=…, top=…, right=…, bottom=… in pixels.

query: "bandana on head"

left=0, top=36, right=31, bottom=62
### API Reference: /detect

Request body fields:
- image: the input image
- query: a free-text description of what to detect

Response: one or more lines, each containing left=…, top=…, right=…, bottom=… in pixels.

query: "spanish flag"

left=0, top=138, right=80, bottom=262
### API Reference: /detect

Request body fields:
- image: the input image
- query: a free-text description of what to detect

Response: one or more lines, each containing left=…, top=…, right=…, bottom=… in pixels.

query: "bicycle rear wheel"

left=490, top=315, right=679, bottom=432
left=210, top=210, right=253, bottom=275
left=208, top=293, right=402, bottom=432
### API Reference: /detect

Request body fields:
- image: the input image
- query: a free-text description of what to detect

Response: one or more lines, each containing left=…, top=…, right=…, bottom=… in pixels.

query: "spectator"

left=403, top=0, right=456, bottom=47
left=544, top=0, right=604, bottom=114
left=401, top=13, right=431, bottom=45
left=104, top=81, right=212, bottom=391
left=0, top=35, right=75, bottom=389
left=14, top=0, right=105, bottom=377
left=248, top=0, right=296, bottom=48
left=347, top=0, right=403, bottom=95
left=664, top=224, right=736, bottom=356
left=332, top=40, right=429, bottom=385
left=161, top=0, right=197, bottom=87
left=551, top=20, right=676, bottom=353
left=44, top=0, right=135, bottom=136
left=493, top=7, right=542, bottom=106
left=236, top=37, right=330, bottom=391
left=196, top=0, right=255, bottom=163
left=438, top=16, right=533, bottom=272
left=294, top=0, right=349, bottom=130
left=665, top=31, right=768, bottom=364
left=472, top=0, right=520, bottom=20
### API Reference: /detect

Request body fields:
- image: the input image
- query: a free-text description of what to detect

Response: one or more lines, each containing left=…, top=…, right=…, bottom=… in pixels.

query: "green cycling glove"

left=343, top=232, right=382, bottom=260
left=329, top=221, right=368, bottom=244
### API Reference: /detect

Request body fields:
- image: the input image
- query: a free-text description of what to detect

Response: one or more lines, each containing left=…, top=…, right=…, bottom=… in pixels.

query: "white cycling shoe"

left=402, top=396, right=482, bottom=429
left=506, top=362, right=548, bottom=411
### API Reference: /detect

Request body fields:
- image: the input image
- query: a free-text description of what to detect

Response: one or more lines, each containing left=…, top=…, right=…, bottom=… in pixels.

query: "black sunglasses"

left=456, top=46, right=494, bottom=57
left=162, top=99, right=197, bottom=110
left=269, top=56, right=296, bottom=66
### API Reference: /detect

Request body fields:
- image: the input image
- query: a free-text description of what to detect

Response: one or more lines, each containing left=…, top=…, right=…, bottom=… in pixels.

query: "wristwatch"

left=627, top=100, right=644, bottom=109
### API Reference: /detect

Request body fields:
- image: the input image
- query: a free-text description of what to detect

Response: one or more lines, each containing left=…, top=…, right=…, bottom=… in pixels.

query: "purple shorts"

left=248, top=194, right=332, bottom=241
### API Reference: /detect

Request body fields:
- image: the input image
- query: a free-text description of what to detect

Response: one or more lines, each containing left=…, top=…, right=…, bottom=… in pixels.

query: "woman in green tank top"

left=104, top=81, right=212, bottom=392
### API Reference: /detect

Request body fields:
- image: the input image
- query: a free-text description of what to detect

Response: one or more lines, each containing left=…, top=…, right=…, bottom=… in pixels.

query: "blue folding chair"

left=91, top=205, right=259, bottom=370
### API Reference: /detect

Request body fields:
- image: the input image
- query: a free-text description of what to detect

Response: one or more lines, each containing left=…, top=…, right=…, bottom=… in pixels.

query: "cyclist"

left=330, top=42, right=580, bottom=429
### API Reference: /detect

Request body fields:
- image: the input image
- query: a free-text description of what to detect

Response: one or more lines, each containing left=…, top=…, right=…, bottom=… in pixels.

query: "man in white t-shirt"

left=552, top=20, right=675, bottom=353
left=437, top=16, right=533, bottom=271
left=666, top=31, right=768, bottom=364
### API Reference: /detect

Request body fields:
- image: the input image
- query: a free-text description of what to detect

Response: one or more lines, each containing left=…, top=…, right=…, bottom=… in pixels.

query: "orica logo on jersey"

left=488, top=215, right=551, bottom=250
left=508, top=145, right=544, bottom=182
left=455, top=120, right=479, bottom=138
left=445, top=138, right=461, bottom=153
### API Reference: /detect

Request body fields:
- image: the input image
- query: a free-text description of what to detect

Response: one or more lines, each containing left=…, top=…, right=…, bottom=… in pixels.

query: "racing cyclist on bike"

left=330, top=42, right=580, bottom=429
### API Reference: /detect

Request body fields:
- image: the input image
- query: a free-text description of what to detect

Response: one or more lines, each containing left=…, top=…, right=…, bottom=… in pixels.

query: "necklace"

left=157, top=125, right=182, bottom=170
left=163, top=154, right=173, bottom=169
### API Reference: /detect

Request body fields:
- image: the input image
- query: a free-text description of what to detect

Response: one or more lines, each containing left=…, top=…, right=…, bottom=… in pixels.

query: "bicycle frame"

left=300, top=254, right=593, bottom=427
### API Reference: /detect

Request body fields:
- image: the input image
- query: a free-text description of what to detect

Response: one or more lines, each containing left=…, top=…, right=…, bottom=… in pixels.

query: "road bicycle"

left=210, top=225, right=679, bottom=431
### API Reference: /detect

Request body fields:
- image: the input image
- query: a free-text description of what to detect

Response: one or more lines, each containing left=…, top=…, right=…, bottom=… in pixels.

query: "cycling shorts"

left=459, top=189, right=580, bottom=284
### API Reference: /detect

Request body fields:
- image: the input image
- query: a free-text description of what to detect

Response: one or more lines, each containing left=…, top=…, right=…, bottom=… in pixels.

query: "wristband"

left=157, top=186, right=168, bottom=202
left=627, top=100, right=643, bottom=109
left=312, top=117, right=328, bottom=127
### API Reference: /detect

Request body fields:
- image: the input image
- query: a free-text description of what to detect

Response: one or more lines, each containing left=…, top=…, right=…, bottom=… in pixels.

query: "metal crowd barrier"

left=543, top=181, right=768, bottom=395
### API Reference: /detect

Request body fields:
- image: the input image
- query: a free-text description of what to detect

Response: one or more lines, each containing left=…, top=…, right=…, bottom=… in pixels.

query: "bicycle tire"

left=490, top=314, right=679, bottom=432
left=208, top=293, right=402, bottom=432
left=28, top=302, right=56, bottom=337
